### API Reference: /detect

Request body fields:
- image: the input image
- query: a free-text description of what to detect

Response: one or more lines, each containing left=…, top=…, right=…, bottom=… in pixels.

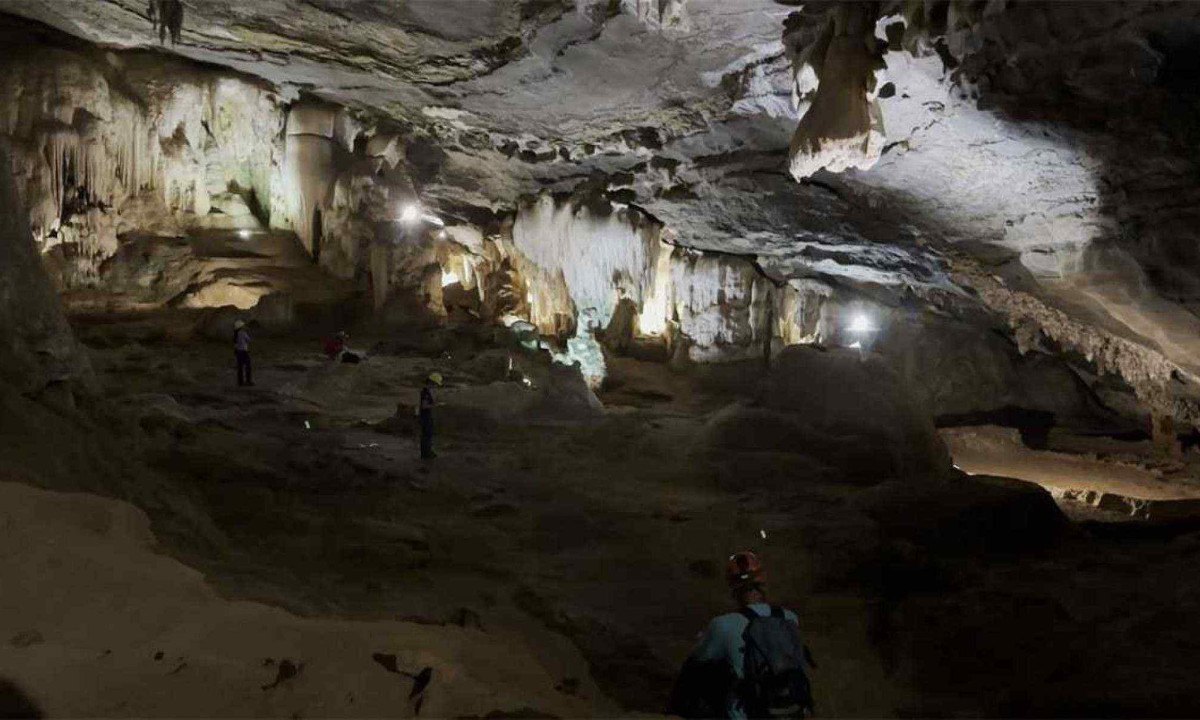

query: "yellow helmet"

left=428, top=372, right=443, bottom=386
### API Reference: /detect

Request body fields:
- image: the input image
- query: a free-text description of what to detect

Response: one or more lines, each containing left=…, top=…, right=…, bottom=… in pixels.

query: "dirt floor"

left=43, top=314, right=910, bottom=716
left=8, top=303, right=1200, bottom=717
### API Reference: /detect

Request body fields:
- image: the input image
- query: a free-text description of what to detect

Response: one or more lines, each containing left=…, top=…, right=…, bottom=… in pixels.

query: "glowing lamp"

left=237, top=229, right=252, bottom=240
left=399, top=204, right=421, bottom=224
left=848, top=313, right=874, bottom=334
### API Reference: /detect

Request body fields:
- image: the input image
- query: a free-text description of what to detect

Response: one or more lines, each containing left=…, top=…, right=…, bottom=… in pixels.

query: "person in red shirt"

left=323, top=331, right=347, bottom=360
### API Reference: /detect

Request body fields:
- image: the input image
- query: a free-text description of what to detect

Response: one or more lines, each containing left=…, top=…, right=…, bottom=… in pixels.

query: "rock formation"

left=0, top=140, right=90, bottom=396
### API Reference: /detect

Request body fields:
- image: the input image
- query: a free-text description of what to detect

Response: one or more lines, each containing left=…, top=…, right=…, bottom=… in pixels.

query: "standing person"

left=234, top=319, right=253, bottom=387
left=668, top=551, right=815, bottom=718
left=418, top=373, right=442, bottom=459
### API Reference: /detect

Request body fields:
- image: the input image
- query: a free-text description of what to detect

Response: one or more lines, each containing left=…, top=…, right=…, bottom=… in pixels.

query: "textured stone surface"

left=695, top=345, right=953, bottom=481
left=0, top=140, right=91, bottom=395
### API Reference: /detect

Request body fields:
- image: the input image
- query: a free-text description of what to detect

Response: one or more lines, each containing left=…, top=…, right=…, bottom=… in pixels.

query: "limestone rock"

left=0, top=140, right=91, bottom=396
left=694, top=346, right=951, bottom=481
left=760, top=345, right=952, bottom=479
left=855, top=473, right=1068, bottom=554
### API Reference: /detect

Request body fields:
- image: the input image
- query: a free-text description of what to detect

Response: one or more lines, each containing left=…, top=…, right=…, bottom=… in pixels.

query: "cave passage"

left=5, top=3, right=1200, bottom=718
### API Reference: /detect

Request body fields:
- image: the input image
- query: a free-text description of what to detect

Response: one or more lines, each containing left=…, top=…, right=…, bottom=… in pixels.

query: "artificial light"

left=400, top=204, right=421, bottom=224
left=848, top=313, right=874, bottom=334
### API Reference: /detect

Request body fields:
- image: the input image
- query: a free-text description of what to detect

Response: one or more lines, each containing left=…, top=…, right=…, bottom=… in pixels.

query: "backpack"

left=738, top=606, right=814, bottom=718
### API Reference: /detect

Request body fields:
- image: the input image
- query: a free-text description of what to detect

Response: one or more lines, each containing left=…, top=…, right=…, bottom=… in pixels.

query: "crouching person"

left=668, top=551, right=815, bottom=718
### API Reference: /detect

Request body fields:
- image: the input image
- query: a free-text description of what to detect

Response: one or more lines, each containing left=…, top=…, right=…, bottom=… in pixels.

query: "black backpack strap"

left=738, top=607, right=760, bottom=623
left=770, top=605, right=785, bottom=619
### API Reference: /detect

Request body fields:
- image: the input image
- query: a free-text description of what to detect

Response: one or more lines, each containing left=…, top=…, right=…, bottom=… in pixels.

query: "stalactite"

left=3, top=43, right=287, bottom=279
left=42, top=127, right=77, bottom=216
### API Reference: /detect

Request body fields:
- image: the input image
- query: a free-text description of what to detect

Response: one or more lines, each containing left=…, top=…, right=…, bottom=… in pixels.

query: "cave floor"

left=943, top=425, right=1200, bottom=522
left=65, top=315, right=907, bottom=715
left=24, top=310, right=1200, bottom=717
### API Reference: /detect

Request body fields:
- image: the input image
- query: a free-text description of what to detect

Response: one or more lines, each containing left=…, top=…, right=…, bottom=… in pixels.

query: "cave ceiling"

left=5, top=0, right=1200, bottom=405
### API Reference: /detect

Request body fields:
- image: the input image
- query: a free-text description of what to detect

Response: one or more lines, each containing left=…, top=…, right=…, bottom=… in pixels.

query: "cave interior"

left=4, top=1, right=1200, bottom=717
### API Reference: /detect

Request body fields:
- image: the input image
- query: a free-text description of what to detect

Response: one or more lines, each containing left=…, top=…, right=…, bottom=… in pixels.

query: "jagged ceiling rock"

left=0, top=1, right=785, bottom=139
left=776, top=0, right=1200, bottom=417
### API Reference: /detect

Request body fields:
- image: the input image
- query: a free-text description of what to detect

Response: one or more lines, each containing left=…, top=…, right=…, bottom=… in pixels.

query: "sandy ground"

left=0, top=482, right=600, bottom=718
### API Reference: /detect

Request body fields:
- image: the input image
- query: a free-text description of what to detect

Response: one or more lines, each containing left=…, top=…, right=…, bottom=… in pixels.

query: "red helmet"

left=726, top=551, right=764, bottom=590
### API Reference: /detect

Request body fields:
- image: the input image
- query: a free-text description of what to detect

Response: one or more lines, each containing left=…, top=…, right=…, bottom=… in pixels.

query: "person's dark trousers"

left=235, top=350, right=253, bottom=386
left=419, top=412, right=434, bottom=458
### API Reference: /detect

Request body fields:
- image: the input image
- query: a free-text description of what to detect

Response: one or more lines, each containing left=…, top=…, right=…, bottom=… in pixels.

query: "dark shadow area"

left=0, top=678, right=43, bottom=719
left=935, top=406, right=1056, bottom=449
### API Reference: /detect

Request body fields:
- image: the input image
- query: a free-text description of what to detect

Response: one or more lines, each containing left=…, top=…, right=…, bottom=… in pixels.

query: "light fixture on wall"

left=399, top=203, right=422, bottom=224
left=846, top=310, right=878, bottom=358
left=848, top=313, right=873, bottom=334
left=399, top=202, right=446, bottom=230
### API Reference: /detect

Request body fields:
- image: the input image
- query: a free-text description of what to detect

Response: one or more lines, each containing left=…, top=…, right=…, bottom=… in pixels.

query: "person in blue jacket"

left=668, top=551, right=815, bottom=718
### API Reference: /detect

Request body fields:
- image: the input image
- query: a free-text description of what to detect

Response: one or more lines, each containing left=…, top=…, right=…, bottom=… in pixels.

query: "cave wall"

left=775, top=0, right=1200, bottom=430
left=0, top=34, right=288, bottom=287
left=506, top=191, right=846, bottom=366
left=0, top=23, right=434, bottom=318
left=0, top=4, right=1172, bottom=431
left=0, top=140, right=90, bottom=396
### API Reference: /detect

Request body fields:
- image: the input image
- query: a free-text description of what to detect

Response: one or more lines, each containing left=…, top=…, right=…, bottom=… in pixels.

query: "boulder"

left=760, top=346, right=950, bottom=476
left=112, top=393, right=193, bottom=435
left=855, top=474, right=1068, bottom=554
left=528, top=361, right=603, bottom=420
left=694, top=345, right=951, bottom=481
left=876, top=314, right=1097, bottom=422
